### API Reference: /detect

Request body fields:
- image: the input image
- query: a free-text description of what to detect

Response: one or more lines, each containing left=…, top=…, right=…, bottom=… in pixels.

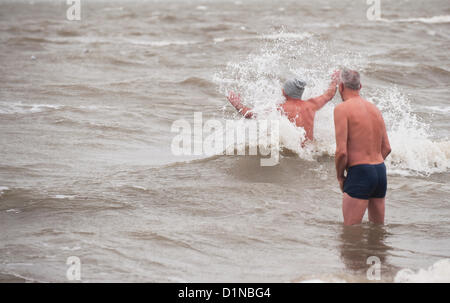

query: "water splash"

left=367, top=87, right=450, bottom=176
left=214, top=30, right=449, bottom=175
left=395, top=259, right=450, bottom=283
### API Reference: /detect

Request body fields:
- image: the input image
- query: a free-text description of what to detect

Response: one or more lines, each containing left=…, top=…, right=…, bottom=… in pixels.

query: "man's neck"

left=342, top=91, right=360, bottom=101
left=285, top=97, right=302, bottom=103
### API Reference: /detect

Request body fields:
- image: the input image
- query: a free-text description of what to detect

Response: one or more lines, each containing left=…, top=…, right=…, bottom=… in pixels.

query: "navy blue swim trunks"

left=343, top=162, right=387, bottom=200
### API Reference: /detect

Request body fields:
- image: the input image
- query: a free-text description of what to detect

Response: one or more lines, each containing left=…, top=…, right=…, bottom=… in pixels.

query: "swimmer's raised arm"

left=307, top=70, right=340, bottom=110
left=227, top=91, right=254, bottom=119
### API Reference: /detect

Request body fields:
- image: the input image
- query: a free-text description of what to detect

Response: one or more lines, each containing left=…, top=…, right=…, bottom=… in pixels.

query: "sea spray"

left=213, top=30, right=364, bottom=161
left=395, top=259, right=450, bottom=283
left=214, top=31, right=449, bottom=175
left=366, top=86, right=450, bottom=176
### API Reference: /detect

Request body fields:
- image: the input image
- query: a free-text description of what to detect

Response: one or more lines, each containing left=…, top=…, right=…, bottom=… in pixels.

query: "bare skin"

left=227, top=72, right=339, bottom=142
left=334, top=82, right=391, bottom=226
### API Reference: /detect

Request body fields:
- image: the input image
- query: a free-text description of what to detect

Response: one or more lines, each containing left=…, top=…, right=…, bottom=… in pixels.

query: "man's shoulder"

left=362, top=99, right=383, bottom=115
left=334, top=102, right=347, bottom=114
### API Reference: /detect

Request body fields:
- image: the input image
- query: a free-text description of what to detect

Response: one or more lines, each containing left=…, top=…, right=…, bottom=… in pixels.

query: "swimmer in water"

left=227, top=71, right=340, bottom=142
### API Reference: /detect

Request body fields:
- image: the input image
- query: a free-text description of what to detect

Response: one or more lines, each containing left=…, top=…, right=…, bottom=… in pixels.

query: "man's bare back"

left=334, top=96, right=388, bottom=167
left=280, top=96, right=324, bottom=141
left=228, top=72, right=339, bottom=141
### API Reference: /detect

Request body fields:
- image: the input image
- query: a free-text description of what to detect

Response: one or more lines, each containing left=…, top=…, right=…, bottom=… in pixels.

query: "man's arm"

left=380, top=115, right=391, bottom=160
left=334, top=104, right=348, bottom=192
left=307, top=71, right=339, bottom=110
left=227, top=91, right=253, bottom=119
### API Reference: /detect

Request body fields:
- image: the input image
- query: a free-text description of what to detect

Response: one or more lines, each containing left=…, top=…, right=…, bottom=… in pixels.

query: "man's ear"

left=339, top=83, right=344, bottom=94
left=359, top=84, right=362, bottom=90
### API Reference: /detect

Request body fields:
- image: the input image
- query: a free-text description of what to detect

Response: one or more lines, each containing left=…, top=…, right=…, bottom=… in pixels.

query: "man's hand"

left=227, top=91, right=253, bottom=119
left=307, top=71, right=340, bottom=110
left=331, top=70, right=340, bottom=84
left=227, top=91, right=241, bottom=107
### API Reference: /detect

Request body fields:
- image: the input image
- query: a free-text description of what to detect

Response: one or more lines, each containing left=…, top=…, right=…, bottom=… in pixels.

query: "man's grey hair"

left=340, top=68, right=361, bottom=90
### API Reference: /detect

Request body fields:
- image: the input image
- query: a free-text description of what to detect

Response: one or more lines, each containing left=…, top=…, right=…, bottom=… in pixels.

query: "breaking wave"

left=213, top=31, right=449, bottom=176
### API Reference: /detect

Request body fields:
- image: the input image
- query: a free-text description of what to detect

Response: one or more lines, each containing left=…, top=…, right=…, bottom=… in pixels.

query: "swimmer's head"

left=339, top=68, right=361, bottom=100
left=282, top=79, right=306, bottom=100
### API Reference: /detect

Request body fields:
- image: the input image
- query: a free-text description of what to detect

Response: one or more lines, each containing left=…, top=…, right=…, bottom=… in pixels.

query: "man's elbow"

left=243, top=112, right=253, bottom=119
left=320, top=93, right=333, bottom=104
left=383, top=147, right=392, bottom=159
left=335, top=149, right=347, bottom=162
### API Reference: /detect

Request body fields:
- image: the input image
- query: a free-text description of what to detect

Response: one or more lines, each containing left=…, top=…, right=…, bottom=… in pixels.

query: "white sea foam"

left=61, top=246, right=82, bottom=251
left=0, top=102, right=62, bottom=115
left=300, top=279, right=325, bottom=283
left=196, top=5, right=208, bottom=11
left=300, top=278, right=346, bottom=283
left=131, top=185, right=147, bottom=190
left=394, top=259, right=450, bottom=283
left=5, top=209, right=21, bottom=214
left=297, top=260, right=450, bottom=282
left=53, top=195, right=76, bottom=200
left=125, top=38, right=199, bottom=47
left=0, top=102, right=116, bottom=115
left=214, top=31, right=449, bottom=176
left=0, top=186, right=9, bottom=195
left=381, top=15, right=450, bottom=24
left=261, top=32, right=312, bottom=40
left=43, top=36, right=200, bottom=48
left=102, top=7, right=124, bottom=12
left=213, top=32, right=312, bottom=44
left=420, top=105, right=450, bottom=114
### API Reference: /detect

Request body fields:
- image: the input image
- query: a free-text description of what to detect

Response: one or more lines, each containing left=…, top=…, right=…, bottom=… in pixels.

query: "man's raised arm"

left=307, top=71, right=339, bottom=110
left=334, top=104, right=348, bottom=192
left=227, top=91, right=253, bottom=119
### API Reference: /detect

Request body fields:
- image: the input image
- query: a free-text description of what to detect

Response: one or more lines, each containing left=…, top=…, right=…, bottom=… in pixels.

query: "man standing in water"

left=227, top=71, right=339, bottom=141
left=334, top=68, right=391, bottom=226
